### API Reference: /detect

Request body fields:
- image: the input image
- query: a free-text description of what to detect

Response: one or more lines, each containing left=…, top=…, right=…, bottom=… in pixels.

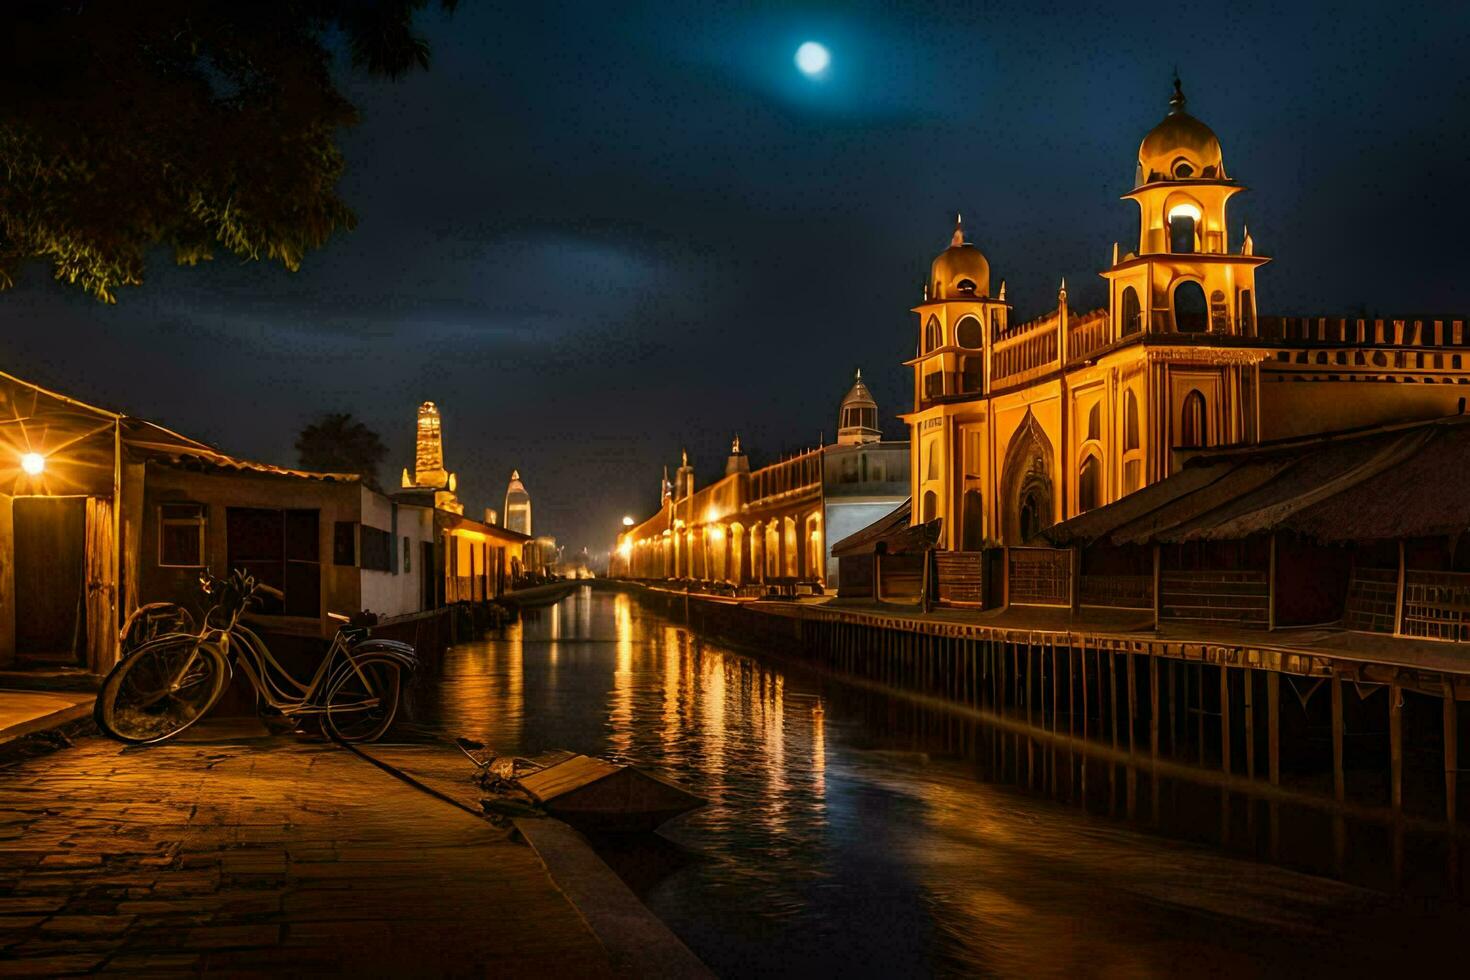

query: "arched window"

left=1168, top=203, right=1200, bottom=254
left=1086, top=402, right=1100, bottom=442
left=1173, top=281, right=1208, bottom=333
left=956, top=278, right=977, bottom=296
left=921, top=490, right=938, bottom=524
left=924, top=316, right=942, bottom=352
left=961, top=489, right=984, bottom=551
left=1180, top=390, right=1207, bottom=449
left=1077, top=455, right=1101, bottom=513
left=1123, top=391, right=1140, bottom=451
left=1238, top=289, right=1254, bottom=335
left=1120, top=286, right=1142, bottom=336
left=955, top=316, right=983, bottom=348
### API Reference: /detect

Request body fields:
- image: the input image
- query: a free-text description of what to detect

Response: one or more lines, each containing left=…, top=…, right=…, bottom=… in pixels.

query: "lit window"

left=159, top=504, right=205, bottom=568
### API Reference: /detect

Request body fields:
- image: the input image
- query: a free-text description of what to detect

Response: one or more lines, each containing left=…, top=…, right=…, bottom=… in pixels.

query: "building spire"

left=951, top=213, right=964, bottom=247
left=681, top=448, right=688, bottom=467
left=855, top=367, right=862, bottom=381
left=731, top=433, right=741, bottom=454
left=1169, top=70, right=1186, bottom=114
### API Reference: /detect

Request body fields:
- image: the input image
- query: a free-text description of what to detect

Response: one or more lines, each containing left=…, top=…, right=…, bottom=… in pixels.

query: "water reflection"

left=411, top=587, right=1467, bottom=977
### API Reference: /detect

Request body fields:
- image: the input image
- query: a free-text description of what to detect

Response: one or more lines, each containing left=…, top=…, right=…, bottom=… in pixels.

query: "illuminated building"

left=400, top=400, right=462, bottom=515
left=503, top=470, right=532, bottom=536
left=616, top=371, right=909, bottom=589
left=904, top=78, right=1470, bottom=552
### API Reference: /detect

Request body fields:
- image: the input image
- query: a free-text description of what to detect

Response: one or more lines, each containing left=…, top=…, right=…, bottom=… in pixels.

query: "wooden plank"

left=1126, top=652, right=1137, bottom=755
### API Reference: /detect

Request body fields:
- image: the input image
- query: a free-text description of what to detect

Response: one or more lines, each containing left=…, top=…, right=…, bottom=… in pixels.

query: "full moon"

left=795, top=41, right=830, bottom=77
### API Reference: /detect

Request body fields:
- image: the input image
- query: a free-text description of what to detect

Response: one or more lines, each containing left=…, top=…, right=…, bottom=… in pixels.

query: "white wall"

left=824, top=499, right=904, bottom=586
left=359, top=489, right=435, bottom=618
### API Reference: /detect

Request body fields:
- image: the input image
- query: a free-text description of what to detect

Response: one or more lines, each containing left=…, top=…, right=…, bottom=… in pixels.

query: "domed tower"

left=503, top=470, right=532, bottom=536
left=911, top=215, right=1008, bottom=411
left=1103, top=76, right=1269, bottom=340
left=837, top=370, right=881, bottom=446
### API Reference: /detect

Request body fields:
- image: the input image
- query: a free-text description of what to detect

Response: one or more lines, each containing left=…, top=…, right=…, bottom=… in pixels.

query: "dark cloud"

left=3, top=0, right=1468, bottom=553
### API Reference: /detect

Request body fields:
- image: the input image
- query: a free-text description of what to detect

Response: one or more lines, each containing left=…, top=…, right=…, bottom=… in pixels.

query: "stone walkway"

left=0, top=723, right=613, bottom=976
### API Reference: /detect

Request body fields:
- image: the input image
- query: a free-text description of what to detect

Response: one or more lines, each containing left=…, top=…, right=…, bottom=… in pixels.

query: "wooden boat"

left=501, top=580, right=579, bottom=607
left=516, top=754, right=705, bottom=834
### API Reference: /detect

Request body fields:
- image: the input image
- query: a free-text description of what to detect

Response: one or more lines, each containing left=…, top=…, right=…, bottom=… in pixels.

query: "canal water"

left=410, top=587, right=1466, bottom=976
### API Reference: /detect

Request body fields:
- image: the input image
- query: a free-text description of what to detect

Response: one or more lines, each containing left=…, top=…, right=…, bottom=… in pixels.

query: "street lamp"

left=622, top=515, right=635, bottom=527
left=20, top=452, right=45, bottom=475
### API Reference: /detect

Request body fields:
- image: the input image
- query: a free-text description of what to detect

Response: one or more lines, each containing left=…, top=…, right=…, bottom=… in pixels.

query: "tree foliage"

left=296, top=412, right=389, bottom=488
left=0, top=1, right=459, bottom=302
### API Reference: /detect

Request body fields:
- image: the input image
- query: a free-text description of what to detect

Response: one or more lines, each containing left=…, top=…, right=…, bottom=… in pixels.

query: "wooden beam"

left=1445, top=690, right=1459, bottom=826
left=1390, top=678, right=1403, bottom=812
left=1394, top=539, right=1406, bottom=638
left=1267, top=670, right=1280, bottom=786
left=1127, top=651, right=1137, bottom=755
left=1244, top=669, right=1256, bottom=781
left=1332, top=675, right=1345, bottom=804
left=1220, top=665, right=1232, bottom=776
left=1149, top=654, right=1160, bottom=758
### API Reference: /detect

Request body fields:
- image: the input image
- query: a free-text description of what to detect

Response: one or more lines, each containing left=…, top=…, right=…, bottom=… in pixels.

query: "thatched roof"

left=831, top=498, right=942, bottom=557
left=1043, top=415, right=1470, bottom=547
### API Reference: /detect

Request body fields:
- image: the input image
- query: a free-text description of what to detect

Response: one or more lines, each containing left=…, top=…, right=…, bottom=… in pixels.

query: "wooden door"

left=13, top=497, right=87, bottom=662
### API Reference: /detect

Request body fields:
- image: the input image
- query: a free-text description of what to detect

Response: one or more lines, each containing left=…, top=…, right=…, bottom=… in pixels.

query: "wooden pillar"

left=1267, top=670, right=1280, bottom=786
left=1051, top=643, right=1059, bottom=734
left=1220, top=665, right=1232, bottom=776
left=1081, top=640, right=1089, bottom=739
left=1390, top=678, right=1403, bottom=812
left=1331, top=675, right=1345, bottom=803
left=1126, top=651, right=1137, bottom=755
left=1244, top=669, right=1256, bottom=781
left=1446, top=687, right=1459, bottom=826
left=1196, top=664, right=1205, bottom=765
left=1168, top=660, right=1178, bottom=757
left=1149, top=654, right=1160, bottom=758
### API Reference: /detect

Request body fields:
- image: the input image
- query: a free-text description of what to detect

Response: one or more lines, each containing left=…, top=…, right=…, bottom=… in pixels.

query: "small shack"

left=829, top=499, right=942, bottom=603
left=1042, top=414, right=1470, bottom=638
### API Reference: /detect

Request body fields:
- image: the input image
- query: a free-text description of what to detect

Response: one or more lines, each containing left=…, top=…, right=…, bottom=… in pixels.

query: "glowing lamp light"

left=622, top=516, right=635, bottom=527
left=795, top=41, right=830, bottom=77
left=20, top=452, right=45, bottom=476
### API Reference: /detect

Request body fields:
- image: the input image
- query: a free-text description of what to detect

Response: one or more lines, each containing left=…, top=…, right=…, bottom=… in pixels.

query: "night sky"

left=4, top=1, right=1468, bottom=554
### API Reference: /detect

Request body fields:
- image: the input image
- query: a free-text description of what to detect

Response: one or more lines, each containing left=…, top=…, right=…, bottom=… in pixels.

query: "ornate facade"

left=616, top=372, right=909, bottom=589
left=907, top=80, right=1470, bottom=550
left=400, top=400, right=463, bottom=515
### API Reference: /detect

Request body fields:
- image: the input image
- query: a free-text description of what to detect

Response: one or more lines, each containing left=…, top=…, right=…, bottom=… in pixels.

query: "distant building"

left=400, top=401, right=462, bottom=515
left=503, top=470, right=532, bottom=536
left=616, top=371, right=909, bottom=590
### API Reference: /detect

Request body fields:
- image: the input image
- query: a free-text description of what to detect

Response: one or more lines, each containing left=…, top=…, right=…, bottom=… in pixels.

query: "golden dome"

left=929, top=215, right=990, bottom=300
left=1136, top=79, right=1225, bottom=186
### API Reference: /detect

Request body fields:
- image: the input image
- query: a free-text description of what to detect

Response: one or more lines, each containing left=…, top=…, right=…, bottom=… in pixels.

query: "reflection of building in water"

left=616, top=371, right=910, bottom=590
left=897, top=78, right=1470, bottom=553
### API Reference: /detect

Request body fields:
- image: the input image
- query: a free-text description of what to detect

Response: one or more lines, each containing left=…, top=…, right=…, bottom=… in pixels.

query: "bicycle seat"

left=338, top=625, right=371, bottom=646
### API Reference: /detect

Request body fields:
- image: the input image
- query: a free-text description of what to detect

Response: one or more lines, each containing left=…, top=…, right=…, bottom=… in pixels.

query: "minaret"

left=675, top=449, right=695, bottom=500
left=837, top=369, right=881, bottom=446
left=1103, top=75, right=1268, bottom=339
left=503, top=470, right=532, bottom=535
left=660, top=465, right=673, bottom=506
left=413, top=401, right=448, bottom=488
left=725, top=434, right=750, bottom=476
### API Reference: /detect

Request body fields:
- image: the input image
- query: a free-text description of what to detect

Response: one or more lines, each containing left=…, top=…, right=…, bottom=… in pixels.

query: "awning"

left=1043, top=415, right=1470, bottom=548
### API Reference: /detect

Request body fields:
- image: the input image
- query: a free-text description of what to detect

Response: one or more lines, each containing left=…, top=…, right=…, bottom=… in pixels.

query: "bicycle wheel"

left=98, top=638, right=229, bottom=744
left=324, top=655, right=403, bottom=743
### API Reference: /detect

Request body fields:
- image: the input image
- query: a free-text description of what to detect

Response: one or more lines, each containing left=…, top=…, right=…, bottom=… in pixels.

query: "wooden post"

left=1109, top=648, right=1119, bottom=749
left=1149, top=654, right=1160, bottom=758
left=1127, top=651, right=1137, bottom=755
left=1051, top=643, right=1059, bottom=734
left=1446, top=687, right=1459, bottom=826
left=1390, top=678, right=1403, bottom=812
left=1244, top=669, right=1255, bottom=781
left=1081, top=639, right=1089, bottom=739
left=1220, top=665, right=1232, bottom=776
left=1393, top=540, right=1406, bottom=638
left=1331, top=675, right=1345, bottom=803
left=1196, top=664, right=1205, bottom=765
left=1267, top=670, right=1280, bottom=786
left=1168, top=660, right=1178, bottom=757
left=1267, top=533, right=1277, bottom=632
left=1152, top=543, right=1162, bottom=631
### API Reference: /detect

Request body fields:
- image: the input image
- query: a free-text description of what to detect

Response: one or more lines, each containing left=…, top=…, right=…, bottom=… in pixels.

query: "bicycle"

left=96, top=569, right=418, bottom=745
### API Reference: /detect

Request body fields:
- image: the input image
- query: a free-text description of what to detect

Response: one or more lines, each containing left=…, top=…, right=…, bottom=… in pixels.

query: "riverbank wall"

left=612, top=581, right=1468, bottom=880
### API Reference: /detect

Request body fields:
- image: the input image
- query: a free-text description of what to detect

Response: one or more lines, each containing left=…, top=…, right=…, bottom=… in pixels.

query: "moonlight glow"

left=795, top=42, right=830, bottom=77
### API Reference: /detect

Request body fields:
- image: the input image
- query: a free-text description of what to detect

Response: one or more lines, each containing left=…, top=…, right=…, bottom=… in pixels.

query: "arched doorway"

left=1173, top=281, right=1208, bottom=333
left=999, top=411, right=1056, bottom=545
left=961, top=489, right=984, bottom=551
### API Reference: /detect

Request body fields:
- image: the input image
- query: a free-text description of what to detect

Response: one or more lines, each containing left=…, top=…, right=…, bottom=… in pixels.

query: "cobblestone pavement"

left=0, top=723, right=613, bottom=976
